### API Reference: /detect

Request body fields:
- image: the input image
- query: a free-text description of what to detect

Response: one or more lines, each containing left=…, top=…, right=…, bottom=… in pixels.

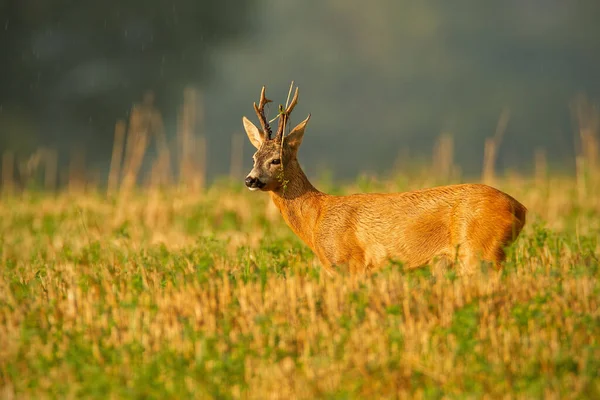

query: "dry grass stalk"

left=146, top=150, right=172, bottom=189
left=178, top=87, right=198, bottom=188
left=145, top=159, right=164, bottom=227
left=144, top=189, right=161, bottom=227
left=432, top=132, right=454, bottom=181
left=176, top=88, right=206, bottom=192
left=155, top=145, right=172, bottom=188
left=121, top=91, right=165, bottom=194
left=17, top=149, right=44, bottom=189
left=108, top=120, right=126, bottom=194
left=482, top=109, right=510, bottom=184
left=571, top=94, right=599, bottom=184
left=482, top=138, right=497, bottom=184
left=2, top=151, right=14, bottom=194
left=147, top=157, right=161, bottom=188
left=121, top=108, right=149, bottom=194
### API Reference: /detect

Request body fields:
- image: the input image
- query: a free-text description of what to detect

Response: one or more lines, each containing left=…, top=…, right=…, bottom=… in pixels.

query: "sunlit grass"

left=0, top=173, right=599, bottom=399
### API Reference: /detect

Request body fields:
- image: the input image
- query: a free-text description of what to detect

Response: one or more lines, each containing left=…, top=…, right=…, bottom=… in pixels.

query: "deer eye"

left=271, top=158, right=281, bottom=165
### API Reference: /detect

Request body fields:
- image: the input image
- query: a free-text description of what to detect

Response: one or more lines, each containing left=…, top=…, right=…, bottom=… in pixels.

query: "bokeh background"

left=2, top=0, right=600, bottom=187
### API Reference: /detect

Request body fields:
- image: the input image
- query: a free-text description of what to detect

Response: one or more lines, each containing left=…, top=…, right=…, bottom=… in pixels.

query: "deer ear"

left=242, top=116, right=265, bottom=149
left=286, top=114, right=311, bottom=152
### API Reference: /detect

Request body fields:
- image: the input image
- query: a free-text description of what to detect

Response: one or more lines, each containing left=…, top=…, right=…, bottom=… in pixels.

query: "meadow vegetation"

left=0, top=171, right=599, bottom=399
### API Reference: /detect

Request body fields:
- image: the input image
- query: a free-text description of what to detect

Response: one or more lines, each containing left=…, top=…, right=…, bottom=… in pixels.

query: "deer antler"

left=253, top=86, right=273, bottom=139
left=274, top=87, right=299, bottom=142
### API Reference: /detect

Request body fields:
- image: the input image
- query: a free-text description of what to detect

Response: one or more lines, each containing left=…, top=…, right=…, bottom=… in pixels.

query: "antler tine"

left=253, top=86, right=273, bottom=139
left=285, top=87, right=299, bottom=115
left=275, top=87, right=300, bottom=141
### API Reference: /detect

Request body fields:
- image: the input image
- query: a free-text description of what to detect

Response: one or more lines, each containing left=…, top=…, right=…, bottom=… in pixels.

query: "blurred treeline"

left=1, top=0, right=600, bottom=184
left=0, top=0, right=253, bottom=166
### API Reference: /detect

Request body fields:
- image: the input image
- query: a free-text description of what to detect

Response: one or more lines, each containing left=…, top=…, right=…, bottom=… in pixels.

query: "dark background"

left=1, top=0, right=599, bottom=183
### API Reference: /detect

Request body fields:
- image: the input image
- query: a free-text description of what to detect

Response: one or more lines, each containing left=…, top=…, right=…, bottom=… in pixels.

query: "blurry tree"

left=0, top=0, right=255, bottom=163
left=206, top=0, right=600, bottom=178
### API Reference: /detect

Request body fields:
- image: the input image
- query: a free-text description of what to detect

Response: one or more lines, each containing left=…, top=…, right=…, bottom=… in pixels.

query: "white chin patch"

left=247, top=187, right=260, bottom=192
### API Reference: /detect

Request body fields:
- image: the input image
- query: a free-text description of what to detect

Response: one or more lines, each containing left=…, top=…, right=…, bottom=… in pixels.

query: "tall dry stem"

left=571, top=94, right=599, bottom=185
left=432, top=132, right=454, bottom=182
left=482, top=138, right=497, bottom=184
left=177, top=87, right=205, bottom=192
left=18, top=149, right=43, bottom=188
left=121, top=91, right=164, bottom=194
left=482, top=109, right=510, bottom=184
left=178, top=88, right=197, bottom=188
left=121, top=108, right=148, bottom=193
left=155, top=144, right=172, bottom=187
left=145, top=158, right=166, bottom=227
left=108, top=120, right=126, bottom=194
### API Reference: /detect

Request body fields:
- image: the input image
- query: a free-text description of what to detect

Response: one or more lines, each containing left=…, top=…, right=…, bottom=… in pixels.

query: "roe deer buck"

left=243, top=86, right=527, bottom=276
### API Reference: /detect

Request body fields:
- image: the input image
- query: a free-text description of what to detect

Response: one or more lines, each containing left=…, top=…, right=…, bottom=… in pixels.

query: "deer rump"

left=311, top=183, right=526, bottom=274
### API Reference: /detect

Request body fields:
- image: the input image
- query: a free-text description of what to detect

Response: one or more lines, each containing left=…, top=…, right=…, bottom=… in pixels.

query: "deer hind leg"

left=479, top=217, right=525, bottom=271
left=454, top=214, right=523, bottom=275
left=456, top=237, right=510, bottom=275
left=482, top=226, right=520, bottom=271
left=482, top=244, right=506, bottom=271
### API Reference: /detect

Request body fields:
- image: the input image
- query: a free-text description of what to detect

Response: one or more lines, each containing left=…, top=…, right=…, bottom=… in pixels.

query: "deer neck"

left=269, top=160, right=324, bottom=250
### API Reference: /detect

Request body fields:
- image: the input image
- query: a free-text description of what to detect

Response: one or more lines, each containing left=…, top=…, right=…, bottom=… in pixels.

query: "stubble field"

left=0, top=173, right=599, bottom=399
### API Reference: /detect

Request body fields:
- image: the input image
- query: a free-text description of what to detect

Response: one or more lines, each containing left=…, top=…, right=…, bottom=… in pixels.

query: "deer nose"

left=245, top=176, right=256, bottom=187
left=245, top=176, right=265, bottom=189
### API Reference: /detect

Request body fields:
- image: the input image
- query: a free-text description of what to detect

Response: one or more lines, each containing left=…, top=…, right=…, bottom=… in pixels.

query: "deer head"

left=242, top=86, right=311, bottom=191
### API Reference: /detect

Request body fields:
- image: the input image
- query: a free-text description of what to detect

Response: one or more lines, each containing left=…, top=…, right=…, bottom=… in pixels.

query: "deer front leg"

left=314, top=248, right=337, bottom=277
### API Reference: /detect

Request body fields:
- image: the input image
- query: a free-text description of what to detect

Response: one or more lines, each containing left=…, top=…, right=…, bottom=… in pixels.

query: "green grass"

left=0, top=174, right=599, bottom=399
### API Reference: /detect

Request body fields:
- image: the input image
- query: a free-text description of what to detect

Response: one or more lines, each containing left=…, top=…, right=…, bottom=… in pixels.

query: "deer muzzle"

left=245, top=176, right=265, bottom=191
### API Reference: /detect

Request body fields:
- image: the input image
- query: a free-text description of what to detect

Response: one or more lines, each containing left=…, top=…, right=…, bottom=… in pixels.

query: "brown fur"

left=243, top=88, right=527, bottom=276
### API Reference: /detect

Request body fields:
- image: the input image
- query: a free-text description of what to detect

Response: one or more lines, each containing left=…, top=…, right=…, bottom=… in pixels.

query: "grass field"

left=0, top=172, right=599, bottom=399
